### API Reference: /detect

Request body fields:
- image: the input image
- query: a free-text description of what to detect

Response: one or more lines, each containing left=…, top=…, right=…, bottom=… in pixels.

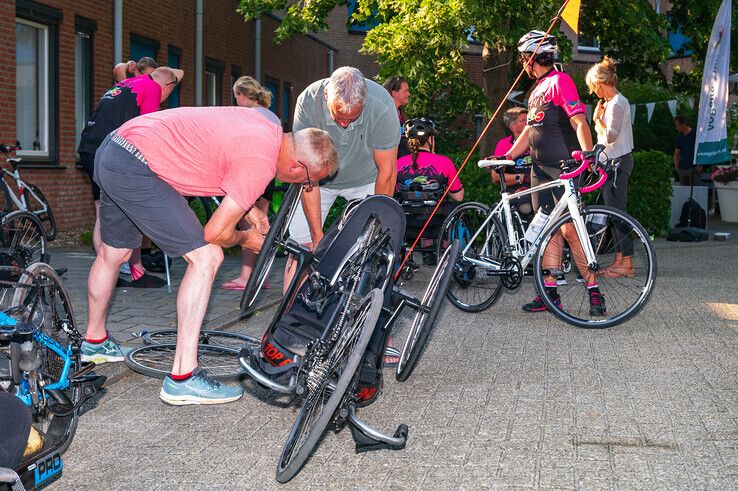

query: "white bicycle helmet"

left=518, top=30, right=558, bottom=67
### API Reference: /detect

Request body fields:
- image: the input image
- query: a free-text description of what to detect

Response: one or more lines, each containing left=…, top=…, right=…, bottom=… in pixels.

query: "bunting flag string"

left=583, top=99, right=681, bottom=124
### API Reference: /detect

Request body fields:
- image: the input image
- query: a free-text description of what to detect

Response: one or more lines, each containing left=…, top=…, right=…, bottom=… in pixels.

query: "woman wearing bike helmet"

left=396, top=117, right=464, bottom=201
left=502, top=30, right=604, bottom=316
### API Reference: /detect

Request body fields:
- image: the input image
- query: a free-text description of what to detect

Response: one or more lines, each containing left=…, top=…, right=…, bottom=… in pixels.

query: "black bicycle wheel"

left=11, top=262, right=81, bottom=454
left=396, top=239, right=459, bottom=382
left=276, top=289, right=383, bottom=483
left=438, top=202, right=504, bottom=312
left=23, top=184, right=56, bottom=241
left=125, top=344, right=246, bottom=380
left=534, top=205, right=656, bottom=329
left=241, top=184, right=301, bottom=313
left=142, top=329, right=260, bottom=350
left=1, top=210, right=46, bottom=266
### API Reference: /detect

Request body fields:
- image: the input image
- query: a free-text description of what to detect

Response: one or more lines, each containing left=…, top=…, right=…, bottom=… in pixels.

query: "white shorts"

left=288, top=182, right=375, bottom=244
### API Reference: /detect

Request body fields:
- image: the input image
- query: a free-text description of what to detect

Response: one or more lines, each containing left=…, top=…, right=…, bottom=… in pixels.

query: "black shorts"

left=530, top=164, right=564, bottom=212
left=260, top=179, right=276, bottom=202
left=79, top=151, right=101, bottom=201
left=93, top=134, right=208, bottom=257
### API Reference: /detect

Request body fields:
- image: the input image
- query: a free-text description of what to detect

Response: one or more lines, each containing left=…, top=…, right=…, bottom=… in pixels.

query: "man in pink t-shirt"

left=86, top=106, right=338, bottom=405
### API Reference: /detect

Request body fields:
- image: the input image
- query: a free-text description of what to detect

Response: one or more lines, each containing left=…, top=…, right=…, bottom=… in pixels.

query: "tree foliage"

left=238, top=0, right=671, bottom=151
left=667, top=0, right=738, bottom=94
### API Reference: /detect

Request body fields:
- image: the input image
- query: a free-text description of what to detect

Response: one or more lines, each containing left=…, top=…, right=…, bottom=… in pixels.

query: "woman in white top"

left=221, top=76, right=279, bottom=290
left=586, top=56, right=635, bottom=278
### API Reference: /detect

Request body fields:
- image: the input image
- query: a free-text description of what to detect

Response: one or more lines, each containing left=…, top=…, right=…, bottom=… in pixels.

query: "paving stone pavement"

left=44, top=237, right=738, bottom=490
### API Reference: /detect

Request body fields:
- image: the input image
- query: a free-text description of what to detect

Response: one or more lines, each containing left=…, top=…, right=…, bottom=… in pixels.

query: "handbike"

left=440, top=144, right=656, bottom=328
left=0, top=262, right=105, bottom=489
left=237, top=195, right=458, bottom=482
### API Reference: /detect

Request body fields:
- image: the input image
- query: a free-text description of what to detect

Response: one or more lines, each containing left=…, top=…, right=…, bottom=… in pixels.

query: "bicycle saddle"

left=478, top=159, right=516, bottom=169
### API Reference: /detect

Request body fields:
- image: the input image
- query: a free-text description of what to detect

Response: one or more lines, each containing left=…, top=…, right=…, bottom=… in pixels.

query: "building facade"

left=2, top=0, right=334, bottom=233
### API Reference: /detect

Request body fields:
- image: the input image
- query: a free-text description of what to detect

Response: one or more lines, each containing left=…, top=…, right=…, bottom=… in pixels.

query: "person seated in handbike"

left=395, top=118, right=463, bottom=266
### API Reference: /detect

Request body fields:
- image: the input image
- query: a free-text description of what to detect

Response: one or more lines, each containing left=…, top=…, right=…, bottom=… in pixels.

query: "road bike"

left=0, top=145, right=57, bottom=241
left=439, top=144, right=656, bottom=328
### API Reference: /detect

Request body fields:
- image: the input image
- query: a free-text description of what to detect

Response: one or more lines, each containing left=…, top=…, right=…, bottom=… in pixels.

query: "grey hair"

left=325, top=66, right=367, bottom=113
left=293, top=128, right=339, bottom=177
left=503, top=106, right=527, bottom=129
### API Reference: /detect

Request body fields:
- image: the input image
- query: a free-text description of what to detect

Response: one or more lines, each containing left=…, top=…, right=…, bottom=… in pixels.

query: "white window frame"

left=577, top=35, right=601, bottom=53
left=15, top=17, right=50, bottom=158
left=205, top=70, right=217, bottom=106
left=75, top=30, right=92, bottom=149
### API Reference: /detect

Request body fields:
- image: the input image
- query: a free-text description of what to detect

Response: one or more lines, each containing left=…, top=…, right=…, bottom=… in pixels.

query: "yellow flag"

left=561, top=0, right=581, bottom=34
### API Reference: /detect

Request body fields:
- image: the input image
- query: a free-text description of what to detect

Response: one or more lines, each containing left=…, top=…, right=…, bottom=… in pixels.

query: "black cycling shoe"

left=141, top=251, right=172, bottom=273
left=588, top=289, right=607, bottom=316
left=522, top=294, right=562, bottom=312
left=131, top=272, right=167, bottom=288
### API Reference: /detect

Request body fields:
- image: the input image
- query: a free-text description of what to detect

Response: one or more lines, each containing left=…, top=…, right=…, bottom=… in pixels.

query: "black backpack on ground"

left=677, top=198, right=707, bottom=229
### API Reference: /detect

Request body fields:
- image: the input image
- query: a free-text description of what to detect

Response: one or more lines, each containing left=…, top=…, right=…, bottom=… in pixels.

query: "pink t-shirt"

left=120, top=75, right=162, bottom=115
left=118, top=106, right=281, bottom=211
left=397, top=151, right=462, bottom=193
left=493, top=135, right=514, bottom=157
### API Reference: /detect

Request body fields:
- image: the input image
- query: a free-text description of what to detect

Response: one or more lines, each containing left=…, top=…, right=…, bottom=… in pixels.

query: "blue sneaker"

left=160, top=370, right=243, bottom=406
left=80, top=337, right=132, bottom=363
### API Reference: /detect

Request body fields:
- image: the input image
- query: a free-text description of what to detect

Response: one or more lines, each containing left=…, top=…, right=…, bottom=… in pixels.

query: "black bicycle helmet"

left=517, top=30, right=557, bottom=65
left=403, top=117, right=437, bottom=139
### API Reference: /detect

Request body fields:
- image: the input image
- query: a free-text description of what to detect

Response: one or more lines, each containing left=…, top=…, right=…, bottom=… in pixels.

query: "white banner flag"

left=695, top=0, right=731, bottom=165
left=630, top=104, right=636, bottom=124
left=667, top=100, right=677, bottom=117
left=646, top=103, right=656, bottom=122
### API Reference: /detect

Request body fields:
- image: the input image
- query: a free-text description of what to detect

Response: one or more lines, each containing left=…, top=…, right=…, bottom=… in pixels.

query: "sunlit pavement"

left=47, top=235, right=738, bottom=489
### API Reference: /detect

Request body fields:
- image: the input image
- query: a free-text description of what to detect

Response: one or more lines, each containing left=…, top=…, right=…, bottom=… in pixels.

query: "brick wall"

left=1, top=1, right=330, bottom=233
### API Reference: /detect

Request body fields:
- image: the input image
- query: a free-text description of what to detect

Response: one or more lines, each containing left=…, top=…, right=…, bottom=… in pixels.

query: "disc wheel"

left=125, top=344, right=246, bottom=380
left=396, top=240, right=459, bottom=382
left=241, top=184, right=302, bottom=313
left=438, top=202, right=504, bottom=312
left=23, top=184, right=56, bottom=241
left=276, top=289, right=383, bottom=483
left=11, top=262, right=81, bottom=454
left=534, top=205, right=656, bottom=329
left=141, top=329, right=260, bottom=350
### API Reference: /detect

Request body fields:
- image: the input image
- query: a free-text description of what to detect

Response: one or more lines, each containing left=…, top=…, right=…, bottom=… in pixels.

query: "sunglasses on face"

left=166, top=76, right=179, bottom=87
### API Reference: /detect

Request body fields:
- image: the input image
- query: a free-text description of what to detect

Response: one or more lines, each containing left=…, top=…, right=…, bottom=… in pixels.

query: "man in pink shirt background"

left=84, top=106, right=338, bottom=405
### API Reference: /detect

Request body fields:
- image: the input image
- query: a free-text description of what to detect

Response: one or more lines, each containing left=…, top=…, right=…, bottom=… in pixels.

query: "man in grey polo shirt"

left=285, top=66, right=400, bottom=282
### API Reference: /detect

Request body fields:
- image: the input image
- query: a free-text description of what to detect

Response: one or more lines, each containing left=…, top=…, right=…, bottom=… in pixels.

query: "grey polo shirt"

left=293, top=78, right=400, bottom=190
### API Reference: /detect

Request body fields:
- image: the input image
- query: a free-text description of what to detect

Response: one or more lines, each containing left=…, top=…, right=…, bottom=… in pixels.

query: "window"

left=130, top=34, right=158, bottom=62
left=282, top=82, right=293, bottom=129
left=231, top=66, right=241, bottom=106
left=264, top=78, right=279, bottom=116
left=167, top=46, right=181, bottom=108
left=577, top=33, right=601, bottom=53
left=347, top=0, right=379, bottom=33
left=15, top=1, right=60, bottom=163
left=75, top=17, right=95, bottom=150
left=204, top=59, right=223, bottom=106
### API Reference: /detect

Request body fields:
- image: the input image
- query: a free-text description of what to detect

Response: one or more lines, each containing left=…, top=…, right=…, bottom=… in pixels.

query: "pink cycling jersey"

left=397, top=151, right=463, bottom=193
left=526, top=69, right=585, bottom=167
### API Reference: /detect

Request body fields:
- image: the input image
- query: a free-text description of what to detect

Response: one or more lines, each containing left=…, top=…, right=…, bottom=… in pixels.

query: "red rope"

left=394, top=0, right=572, bottom=281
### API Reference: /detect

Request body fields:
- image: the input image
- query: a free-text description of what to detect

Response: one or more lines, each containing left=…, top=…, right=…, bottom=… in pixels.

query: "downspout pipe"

left=254, top=17, right=261, bottom=81
left=114, top=0, right=123, bottom=63
left=195, top=0, right=203, bottom=106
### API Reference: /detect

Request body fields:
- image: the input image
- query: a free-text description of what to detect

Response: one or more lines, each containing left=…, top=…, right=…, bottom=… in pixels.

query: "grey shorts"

left=93, top=134, right=208, bottom=257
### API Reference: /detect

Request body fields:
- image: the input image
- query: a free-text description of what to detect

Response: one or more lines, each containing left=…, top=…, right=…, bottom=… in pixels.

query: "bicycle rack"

left=238, top=348, right=300, bottom=394
left=346, top=403, right=408, bottom=453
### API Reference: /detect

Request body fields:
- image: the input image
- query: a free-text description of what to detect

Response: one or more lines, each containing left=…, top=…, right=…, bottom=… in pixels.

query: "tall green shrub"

left=627, top=150, right=673, bottom=237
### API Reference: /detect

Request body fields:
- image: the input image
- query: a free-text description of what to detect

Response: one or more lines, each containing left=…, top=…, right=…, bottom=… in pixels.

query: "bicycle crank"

left=500, top=256, right=523, bottom=290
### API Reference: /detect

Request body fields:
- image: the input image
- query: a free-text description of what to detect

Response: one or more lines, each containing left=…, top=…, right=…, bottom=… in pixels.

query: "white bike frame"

left=459, top=174, right=597, bottom=273
left=1, top=163, right=49, bottom=216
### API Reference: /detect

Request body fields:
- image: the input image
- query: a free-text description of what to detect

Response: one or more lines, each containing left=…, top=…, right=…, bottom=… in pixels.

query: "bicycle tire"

left=1, top=210, right=46, bottom=267
left=396, top=239, right=459, bottom=382
left=23, top=184, right=56, bottom=241
left=276, top=289, right=383, bottom=483
left=12, top=262, right=81, bottom=454
left=438, top=202, right=504, bottom=313
left=142, top=329, right=260, bottom=350
left=125, top=344, right=246, bottom=380
left=241, top=184, right=301, bottom=313
left=534, top=205, right=656, bottom=329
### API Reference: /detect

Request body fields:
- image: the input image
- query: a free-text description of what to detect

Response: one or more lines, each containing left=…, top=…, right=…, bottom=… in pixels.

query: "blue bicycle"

left=0, top=262, right=104, bottom=489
